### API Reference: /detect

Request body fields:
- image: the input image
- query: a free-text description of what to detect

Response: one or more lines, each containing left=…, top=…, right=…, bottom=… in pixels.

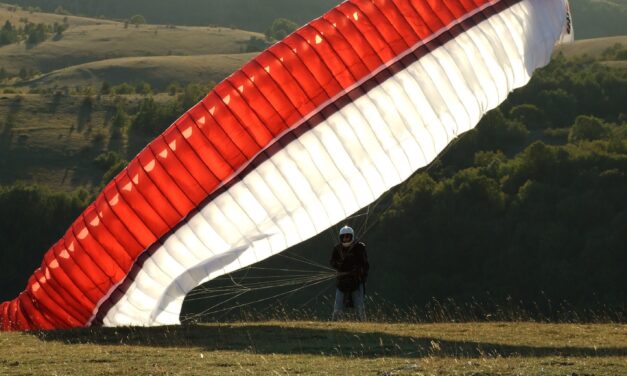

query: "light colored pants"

left=332, top=283, right=366, bottom=321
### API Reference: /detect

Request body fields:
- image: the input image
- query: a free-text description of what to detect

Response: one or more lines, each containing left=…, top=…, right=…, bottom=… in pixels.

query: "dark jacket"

left=330, top=241, right=369, bottom=293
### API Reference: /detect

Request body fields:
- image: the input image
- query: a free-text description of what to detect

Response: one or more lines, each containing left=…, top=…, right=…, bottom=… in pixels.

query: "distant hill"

left=557, top=35, right=627, bottom=58
left=26, top=53, right=257, bottom=90
left=0, top=5, right=261, bottom=77
left=4, top=0, right=627, bottom=39
left=571, top=0, right=627, bottom=39
left=2, top=0, right=341, bottom=32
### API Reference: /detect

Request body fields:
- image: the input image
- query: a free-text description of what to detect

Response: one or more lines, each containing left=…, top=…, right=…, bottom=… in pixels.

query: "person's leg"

left=332, top=288, right=345, bottom=320
left=352, top=284, right=366, bottom=321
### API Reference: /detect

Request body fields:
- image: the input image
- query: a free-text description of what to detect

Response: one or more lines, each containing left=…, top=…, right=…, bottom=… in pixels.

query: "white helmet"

left=339, top=225, right=354, bottom=247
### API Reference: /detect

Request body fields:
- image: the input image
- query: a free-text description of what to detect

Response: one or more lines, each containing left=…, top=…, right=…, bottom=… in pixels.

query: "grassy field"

left=27, top=53, right=257, bottom=90
left=556, top=35, right=627, bottom=58
left=0, top=321, right=625, bottom=375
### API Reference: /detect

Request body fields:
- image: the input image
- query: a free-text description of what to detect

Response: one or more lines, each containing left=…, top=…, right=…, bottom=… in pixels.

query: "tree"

left=26, top=23, right=47, bottom=45
left=0, top=21, right=18, bottom=46
left=246, top=36, right=269, bottom=52
left=111, top=105, right=129, bottom=130
left=509, top=104, right=547, bottom=130
left=53, top=22, right=68, bottom=36
left=129, top=14, right=147, bottom=27
left=568, top=115, right=608, bottom=142
left=135, top=81, right=152, bottom=95
left=265, top=18, right=297, bottom=41
left=100, top=81, right=111, bottom=95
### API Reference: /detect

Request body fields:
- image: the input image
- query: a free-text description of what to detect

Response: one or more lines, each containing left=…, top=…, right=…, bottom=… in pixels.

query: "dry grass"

left=27, top=53, right=257, bottom=90
left=0, top=3, right=116, bottom=27
left=0, top=321, right=625, bottom=375
left=0, top=5, right=262, bottom=77
left=556, top=35, right=627, bottom=58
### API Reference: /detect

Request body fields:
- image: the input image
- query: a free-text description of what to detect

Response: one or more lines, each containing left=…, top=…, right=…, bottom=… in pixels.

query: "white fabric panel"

left=98, top=0, right=571, bottom=326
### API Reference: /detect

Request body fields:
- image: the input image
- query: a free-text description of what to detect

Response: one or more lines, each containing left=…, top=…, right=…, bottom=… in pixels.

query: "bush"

left=568, top=115, right=609, bottom=142
left=265, top=18, right=297, bottom=41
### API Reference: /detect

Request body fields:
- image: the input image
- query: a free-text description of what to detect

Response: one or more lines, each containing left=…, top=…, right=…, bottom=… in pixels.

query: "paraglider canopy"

left=1, top=0, right=573, bottom=331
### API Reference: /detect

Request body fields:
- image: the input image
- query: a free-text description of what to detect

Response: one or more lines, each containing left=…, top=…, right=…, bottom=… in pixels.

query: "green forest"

left=367, top=55, right=627, bottom=317
left=5, top=0, right=627, bottom=38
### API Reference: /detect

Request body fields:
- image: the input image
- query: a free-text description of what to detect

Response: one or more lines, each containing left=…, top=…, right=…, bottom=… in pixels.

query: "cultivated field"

left=0, top=321, right=625, bottom=375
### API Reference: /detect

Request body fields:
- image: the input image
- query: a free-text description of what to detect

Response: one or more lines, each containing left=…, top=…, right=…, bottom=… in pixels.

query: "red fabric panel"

left=101, top=184, right=156, bottom=252
left=241, top=61, right=302, bottom=127
left=148, top=137, right=208, bottom=204
left=0, top=302, right=8, bottom=330
left=308, top=19, right=367, bottom=84
left=189, top=101, right=247, bottom=170
left=71, top=218, right=126, bottom=284
left=162, top=126, right=220, bottom=194
left=94, top=193, right=143, bottom=255
left=42, top=251, right=94, bottom=318
left=349, top=1, right=409, bottom=56
left=26, top=274, right=73, bottom=329
left=138, top=146, right=197, bottom=213
left=33, top=268, right=86, bottom=324
left=324, top=8, right=384, bottom=72
left=51, top=241, right=102, bottom=303
left=7, top=300, right=18, bottom=330
left=204, top=91, right=262, bottom=159
left=214, top=83, right=275, bottom=147
left=61, top=230, right=109, bottom=295
left=123, top=160, right=181, bottom=228
left=114, top=173, right=170, bottom=237
left=293, top=20, right=358, bottom=90
left=15, top=297, right=34, bottom=330
left=83, top=205, right=135, bottom=271
left=18, top=293, right=54, bottom=330
left=226, top=72, right=288, bottom=136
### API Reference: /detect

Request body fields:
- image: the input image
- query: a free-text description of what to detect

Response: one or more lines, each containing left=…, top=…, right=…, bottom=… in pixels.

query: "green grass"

left=0, top=321, right=625, bottom=375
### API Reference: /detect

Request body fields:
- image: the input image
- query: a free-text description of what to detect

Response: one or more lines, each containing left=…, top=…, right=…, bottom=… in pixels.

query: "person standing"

left=330, top=225, right=369, bottom=320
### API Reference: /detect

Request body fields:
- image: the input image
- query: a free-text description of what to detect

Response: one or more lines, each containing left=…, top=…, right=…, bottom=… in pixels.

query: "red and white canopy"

left=1, top=0, right=573, bottom=330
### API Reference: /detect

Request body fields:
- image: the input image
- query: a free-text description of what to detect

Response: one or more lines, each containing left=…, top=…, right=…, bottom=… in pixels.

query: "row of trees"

left=0, top=19, right=68, bottom=47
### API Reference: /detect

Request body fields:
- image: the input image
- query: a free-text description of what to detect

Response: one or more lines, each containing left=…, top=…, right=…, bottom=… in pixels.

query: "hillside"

left=26, top=53, right=257, bottom=90
left=4, top=0, right=627, bottom=39
left=2, top=0, right=342, bottom=32
left=557, top=35, right=627, bottom=58
left=0, top=322, right=625, bottom=375
left=571, top=0, right=627, bottom=39
left=0, top=6, right=261, bottom=76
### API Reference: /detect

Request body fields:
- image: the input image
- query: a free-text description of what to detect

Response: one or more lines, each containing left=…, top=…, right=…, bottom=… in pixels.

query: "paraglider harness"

left=330, top=241, right=368, bottom=308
